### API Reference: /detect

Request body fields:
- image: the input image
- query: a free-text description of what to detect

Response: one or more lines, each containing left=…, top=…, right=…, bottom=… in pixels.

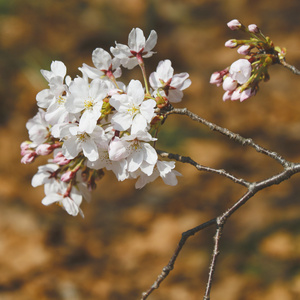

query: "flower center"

left=128, top=105, right=140, bottom=116
left=57, top=95, right=66, bottom=105
left=84, top=98, right=94, bottom=110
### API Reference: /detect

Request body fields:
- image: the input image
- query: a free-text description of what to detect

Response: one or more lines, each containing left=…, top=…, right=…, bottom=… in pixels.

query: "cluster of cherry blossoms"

left=210, top=19, right=286, bottom=102
left=21, top=28, right=191, bottom=217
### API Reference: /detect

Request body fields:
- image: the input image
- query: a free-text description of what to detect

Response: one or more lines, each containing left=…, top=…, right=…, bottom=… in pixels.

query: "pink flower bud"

left=222, top=91, right=232, bottom=102
left=227, top=19, right=241, bottom=30
left=248, top=24, right=259, bottom=33
left=61, top=170, right=74, bottom=182
left=36, top=144, right=53, bottom=156
left=240, top=88, right=255, bottom=102
left=21, top=151, right=37, bottom=164
left=20, top=141, right=32, bottom=156
left=222, top=76, right=238, bottom=91
left=225, top=39, right=237, bottom=48
left=53, top=151, right=71, bottom=166
left=237, top=45, right=251, bottom=55
left=231, top=89, right=241, bottom=101
left=210, top=72, right=222, bottom=85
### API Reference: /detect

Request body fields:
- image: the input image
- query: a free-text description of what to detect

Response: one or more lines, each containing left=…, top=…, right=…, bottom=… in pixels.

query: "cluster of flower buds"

left=210, top=19, right=286, bottom=102
left=21, top=28, right=191, bottom=217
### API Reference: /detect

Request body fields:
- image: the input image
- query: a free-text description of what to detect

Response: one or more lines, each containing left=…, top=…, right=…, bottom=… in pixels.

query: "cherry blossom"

left=26, top=108, right=50, bottom=147
left=42, top=180, right=84, bottom=217
left=110, top=28, right=157, bottom=69
left=227, top=19, right=242, bottom=30
left=110, top=80, right=156, bottom=134
left=229, top=59, right=252, bottom=84
left=149, top=59, right=191, bottom=103
left=21, top=27, right=186, bottom=216
left=80, top=48, right=122, bottom=80
left=134, top=160, right=182, bottom=189
left=66, top=77, right=109, bottom=134
left=62, top=124, right=108, bottom=162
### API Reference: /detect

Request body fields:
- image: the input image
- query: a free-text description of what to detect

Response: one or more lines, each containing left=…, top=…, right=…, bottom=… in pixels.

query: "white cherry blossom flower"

left=26, top=109, right=50, bottom=147
left=31, top=163, right=59, bottom=187
left=42, top=180, right=84, bottom=217
left=109, top=131, right=158, bottom=174
left=87, top=145, right=129, bottom=181
left=109, top=80, right=156, bottom=134
left=110, top=28, right=157, bottom=69
left=62, top=124, right=107, bottom=162
left=149, top=59, right=191, bottom=103
left=134, top=160, right=182, bottom=189
left=80, top=48, right=122, bottom=80
left=229, top=59, right=252, bottom=84
left=35, top=61, right=74, bottom=125
left=66, top=77, right=109, bottom=134
left=36, top=61, right=68, bottom=109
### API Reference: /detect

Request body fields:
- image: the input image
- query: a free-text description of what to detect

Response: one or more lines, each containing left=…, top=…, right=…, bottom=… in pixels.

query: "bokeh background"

left=1, top=0, right=300, bottom=299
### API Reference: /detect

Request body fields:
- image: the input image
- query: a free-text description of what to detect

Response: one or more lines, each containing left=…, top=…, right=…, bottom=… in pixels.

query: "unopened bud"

left=240, top=88, right=254, bottom=102
left=20, top=141, right=33, bottom=156
left=53, top=151, right=71, bottom=165
left=248, top=24, right=259, bottom=33
left=225, top=39, right=238, bottom=48
left=222, top=76, right=238, bottom=91
left=61, top=170, right=74, bottom=182
left=36, top=144, right=53, bottom=156
left=222, top=91, right=232, bottom=102
left=21, top=151, right=37, bottom=164
left=210, top=72, right=222, bottom=85
left=230, top=89, right=241, bottom=101
left=237, top=45, right=251, bottom=55
left=227, top=19, right=242, bottom=30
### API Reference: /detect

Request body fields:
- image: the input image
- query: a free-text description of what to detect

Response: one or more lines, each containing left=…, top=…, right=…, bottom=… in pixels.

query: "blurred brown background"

left=1, top=0, right=300, bottom=299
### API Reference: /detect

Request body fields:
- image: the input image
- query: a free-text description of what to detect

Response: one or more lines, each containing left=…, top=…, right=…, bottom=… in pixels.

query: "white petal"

left=140, top=99, right=156, bottom=122
left=42, top=193, right=62, bottom=206
left=144, top=30, right=157, bottom=52
left=51, top=61, right=67, bottom=78
left=109, top=138, right=128, bottom=161
left=62, top=197, right=80, bottom=216
left=157, top=60, right=173, bottom=80
left=149, top=72, right=161, bottom=89
left=127, top=148, right=143, bottom=172
left=143, top=143, right=158, bottom=165
left=168, top=89, right=184, bottom=103
left=92, top=48, right=111, bottom=70
left=110, top=43, right=131, bottom=59
left=82, top=139, right=99, bottom=161
left=36, top=89, right=54, bottom=108
left=111, top=112, right=132, bottom=131
left=79, top=110, right=98, bottom=134
left=171, top=73, right=190, bottom=89
left=127, top=80, right=145, bottom=105
left=131, top=114, right=147, bottom=134
left=128, top=28, right=145, bottom=51
left=63, top=137, right=81, bottom=159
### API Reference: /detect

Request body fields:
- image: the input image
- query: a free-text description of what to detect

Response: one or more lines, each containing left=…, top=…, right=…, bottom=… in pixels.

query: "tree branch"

left=157, top=149, right=250, bottom=187
left=142, top=153, right=300, bottom=299
left=141, top=218, right=216, bottom=300
left=279, top=59, right=300, bottom=75
left=163, top=107, right=290, bottom=167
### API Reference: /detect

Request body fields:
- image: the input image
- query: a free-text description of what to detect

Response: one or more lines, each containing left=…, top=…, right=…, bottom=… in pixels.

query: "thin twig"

left=141, top=218, right=216, bottom=300
left=203, top=220, right=224, bottom=300
left=201, top=163, right=300, bottom=300
left=164, top=108, right=290, bottom=168
left=141, top=159, right=300, bottom=299
left=279, top=59, right=300, bottom=75
left=157, top=149, right=250, bottom=187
